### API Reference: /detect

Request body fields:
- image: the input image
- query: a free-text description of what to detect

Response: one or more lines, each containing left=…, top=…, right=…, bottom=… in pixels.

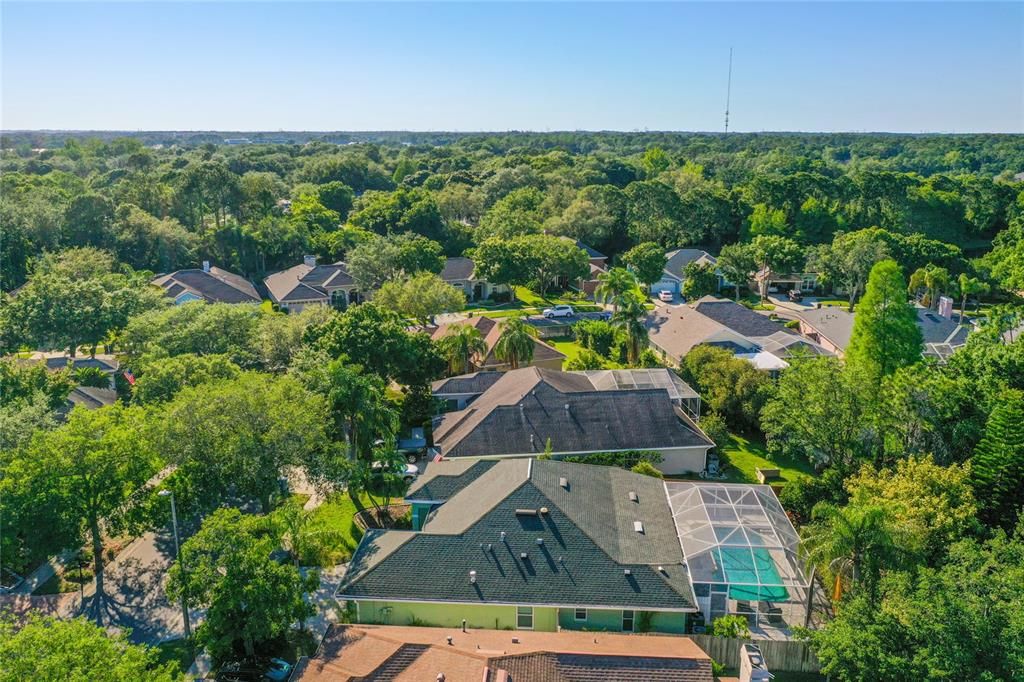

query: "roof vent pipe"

left=446, top=636, right=453, bottom=646
left=462, top=619, right=467, bottom=633
left=500, top=531, right=506, bottom=542
left=469, top=570, right=477, bottom=584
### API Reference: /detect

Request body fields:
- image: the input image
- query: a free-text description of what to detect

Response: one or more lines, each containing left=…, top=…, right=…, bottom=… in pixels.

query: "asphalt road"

left=84, top=529, right=198, bottom=644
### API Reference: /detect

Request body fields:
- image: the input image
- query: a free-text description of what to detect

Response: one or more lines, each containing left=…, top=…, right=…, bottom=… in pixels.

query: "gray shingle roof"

left=405, top=459, right=500, bottom=503
left=693, top=298, right=794, bottom=338
left=794, top=306, right=970, bottom=354
left=791, top=307, right=856, bottom=351
left=432, top=368, right=712, bottom=459
left=263, top=262, right=353, bottom=303
left=663, top=249, right=717, bottom=280
left=432, top=371, right=505, bottom=397
left=494, top=652, right=713, bottom=682
left=152, top=267, right=260, bottom=304
left=339, top=460, right=695, bottom=611
left=439, top=256, right=476, bottom=282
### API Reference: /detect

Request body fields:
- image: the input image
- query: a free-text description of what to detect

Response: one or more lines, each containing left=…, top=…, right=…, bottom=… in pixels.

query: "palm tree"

left=594, top=267, right=640, bottom=312
left=611, top=291, right=649, bottom=365
left=800, top=503, right=897, bottom=603
left=438, top=324, right=487, bottom=375
left=494, top=317, right=535, bottom=370
left=956, top=274, right=988, bottom=324
left=908, top=264, right=950, bottom=309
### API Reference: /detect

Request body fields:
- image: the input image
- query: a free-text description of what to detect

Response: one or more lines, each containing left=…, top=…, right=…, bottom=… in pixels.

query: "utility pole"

left=159, top=490, right=191, bottom=639
left=725, top=47, right=734, bottom=134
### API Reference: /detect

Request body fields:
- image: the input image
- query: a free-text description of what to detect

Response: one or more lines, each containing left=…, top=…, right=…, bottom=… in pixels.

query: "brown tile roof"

left=429, top=317, right=566, bottom=371
left=293, top=625, right=712, bottom=682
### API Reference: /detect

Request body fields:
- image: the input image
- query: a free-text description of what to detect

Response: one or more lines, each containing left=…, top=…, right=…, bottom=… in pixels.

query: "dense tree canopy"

left=0, top=616, right=183, bottom=682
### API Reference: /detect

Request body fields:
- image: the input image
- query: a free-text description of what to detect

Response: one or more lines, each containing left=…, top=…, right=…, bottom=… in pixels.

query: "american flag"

left=123, top=369, right=136, bottom=386
left=432, top=451, right=444, bottom=463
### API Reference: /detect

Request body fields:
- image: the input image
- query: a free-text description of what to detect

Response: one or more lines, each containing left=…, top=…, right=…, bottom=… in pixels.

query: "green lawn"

left=718, top=433, right=815, bottom=484
left=468, top=286, right=601, bottom=319
left=302, top=493, right=367, bottom=566
left=154, top=639, right=194, bottom=674
left=547, top=336, right=585, bottom=366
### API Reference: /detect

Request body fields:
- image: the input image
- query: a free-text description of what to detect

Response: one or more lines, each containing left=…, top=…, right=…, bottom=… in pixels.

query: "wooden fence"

left=689, top=634, right=821, bottom=674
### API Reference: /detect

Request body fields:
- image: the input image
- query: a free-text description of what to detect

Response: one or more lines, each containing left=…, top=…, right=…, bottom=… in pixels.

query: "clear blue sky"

left=2, top=2, right=1021, bottom=132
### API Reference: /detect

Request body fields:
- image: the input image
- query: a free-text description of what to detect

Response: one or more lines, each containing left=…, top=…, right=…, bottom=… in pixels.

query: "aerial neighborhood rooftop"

left=1, top=121, right=1018, bottom=682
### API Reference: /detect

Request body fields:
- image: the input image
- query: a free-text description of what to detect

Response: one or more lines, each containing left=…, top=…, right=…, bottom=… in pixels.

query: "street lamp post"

left=159, top=490, right=191, bottom=639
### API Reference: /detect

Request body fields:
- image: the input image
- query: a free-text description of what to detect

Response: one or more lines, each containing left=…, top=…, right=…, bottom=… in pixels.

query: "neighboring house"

left=339, top=459, right=700, bottom=634
left=292, top=623, right=714, bottom=682
left=558, top=238, right=608, bottom=296
left=753, top=267, right=818, bottom=296
left=432, top=371, right=505, bottom=410
left=342, top=459, right=812, bottom=633
left=19, top=352, right=120, bottom=388
left=433, top=367, right=702, bottom=419
left=439, top=256, right=506, bottom=303
left=646, top=296, right=830, bottom=371
left=61, top=386, right=118, bottom=417
left=151, top=261, right=260, bottom=305
left=559, top=237, right=608, bottom=270
left=429, top=317, right=566, bottom=373
left=650, top=249, right=723, bottom=298
left=263, top=256, right=359, bottom=313
left=430, top=367, right=713, bottom=474
left=791, top=305, right=971, bottom=362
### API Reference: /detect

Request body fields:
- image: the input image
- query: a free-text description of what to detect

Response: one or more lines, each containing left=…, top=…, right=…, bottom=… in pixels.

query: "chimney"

left=303, top=255, right=317, bottom=268
left=202, top=260, right=210, bottom=273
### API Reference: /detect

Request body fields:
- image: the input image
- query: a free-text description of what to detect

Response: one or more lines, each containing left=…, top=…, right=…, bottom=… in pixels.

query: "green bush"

left=565, top=450, right=662, bottom=469
left=711, top=614, right=750, bottom=638
left=631, top=461, right=663, bottom=479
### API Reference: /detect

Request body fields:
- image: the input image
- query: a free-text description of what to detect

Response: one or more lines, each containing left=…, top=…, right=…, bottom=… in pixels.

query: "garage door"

left=650, top=279, right=679, bottom=295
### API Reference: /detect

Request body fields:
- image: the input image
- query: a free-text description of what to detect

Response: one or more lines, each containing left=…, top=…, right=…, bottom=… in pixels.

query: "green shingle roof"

left=338, top=460, right=695, bottom=612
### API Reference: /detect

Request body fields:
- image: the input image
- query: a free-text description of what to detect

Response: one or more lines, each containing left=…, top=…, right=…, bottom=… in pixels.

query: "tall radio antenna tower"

left=724, top=47, right=733, bottom=133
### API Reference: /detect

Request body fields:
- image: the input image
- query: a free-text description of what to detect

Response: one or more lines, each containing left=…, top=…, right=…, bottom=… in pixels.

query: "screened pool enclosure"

left=666, top=481, right=812, bottom=630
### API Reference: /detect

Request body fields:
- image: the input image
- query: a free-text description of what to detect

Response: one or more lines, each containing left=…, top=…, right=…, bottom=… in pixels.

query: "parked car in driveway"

left=787, top=289, right=804, bottom=302
left=371, top=460, right=420, bottom=483
left=658, top=290, right=674, bottom=302
left=218, top=657, right=292, bottom=682
left=542, top=304, right=575, bottom=318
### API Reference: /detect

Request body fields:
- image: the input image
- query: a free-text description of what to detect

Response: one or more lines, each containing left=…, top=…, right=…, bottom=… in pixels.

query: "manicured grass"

left=547, top=336, right=585, bottom=366
left=719, top=433, right=815, bottom=484
left=154, top=639, right=194, bottom=674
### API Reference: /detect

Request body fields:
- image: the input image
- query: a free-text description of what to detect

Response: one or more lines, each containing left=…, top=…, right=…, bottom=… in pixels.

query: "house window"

left=574, top=608, right=587, bottom=622
left=516, top=606, right=534, bottom=630
left=622, top=610, right=635, bottom=632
